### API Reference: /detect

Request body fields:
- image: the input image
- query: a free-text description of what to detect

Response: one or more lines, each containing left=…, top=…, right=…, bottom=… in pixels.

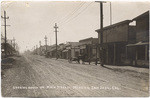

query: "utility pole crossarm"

left=1, top=25, right=11, bottom=26
left=1, top=16, right=9, bottom=19
left=95, top=1, right=107, bottom=3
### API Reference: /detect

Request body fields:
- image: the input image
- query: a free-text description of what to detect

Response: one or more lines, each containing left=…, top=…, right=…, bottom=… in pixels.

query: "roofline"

left=132, top=10, right=149, bottom=20
left=79, top=37, right=98, bottom=42
left=95, top=20, right=132, bottom=32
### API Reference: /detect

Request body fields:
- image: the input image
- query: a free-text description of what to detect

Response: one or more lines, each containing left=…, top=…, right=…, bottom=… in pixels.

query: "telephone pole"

left=11, top=40, right=13, bottom=46
left=13, top=37, right=15, bottom=49
left=34, top=46, right=36, bottom=54
left=1, top=11, right=10, bottom=57
left=36, top=45, right=38, bottom=54
left=44, top=35, right=47, bottom=53
left=39, top=41, right=41, bottom=55
left=96, top=1, right=105, bottom=66
left=54, top=23, right=58, bottom=59
left=110, top=2, right=112, bottom=25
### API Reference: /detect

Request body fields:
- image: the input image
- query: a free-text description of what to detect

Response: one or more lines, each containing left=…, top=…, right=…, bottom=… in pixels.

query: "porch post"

left=145, top=45, right=148, bottom=61
left=113, top=43, right=116, bottom=65
left=96, top=45, right=97, bottom=65
left=126, top=46, right=128, bottom=59
left=135, top=46, right=138, bottom=65
left=106, top=45, right=109, bottom=64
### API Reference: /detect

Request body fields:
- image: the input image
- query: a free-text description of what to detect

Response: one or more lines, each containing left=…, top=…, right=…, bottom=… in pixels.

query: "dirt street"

left=1, top=54, right=149, bottom=97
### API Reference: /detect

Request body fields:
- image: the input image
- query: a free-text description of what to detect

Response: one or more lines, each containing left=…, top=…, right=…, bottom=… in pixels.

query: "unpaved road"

left=1, top=54, right=149, bottom=97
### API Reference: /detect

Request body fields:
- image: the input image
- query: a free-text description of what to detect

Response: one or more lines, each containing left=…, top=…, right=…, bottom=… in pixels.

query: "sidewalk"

left=50, top=58, right=149, bottom=75
left=103, top=64, right=149, bottom=74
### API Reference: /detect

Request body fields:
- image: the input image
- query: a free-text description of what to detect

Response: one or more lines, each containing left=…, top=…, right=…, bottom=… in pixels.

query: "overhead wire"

left=58, top=2, right=86, bottom=25
left=49, top=2, right=85, bottom=44
left=60, top=2, right=94, bottom=26
left=49, top=2, right=85, bottom=26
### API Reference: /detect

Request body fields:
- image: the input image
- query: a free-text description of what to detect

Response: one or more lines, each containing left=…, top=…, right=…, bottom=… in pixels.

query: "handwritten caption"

left=13, top=85, right=120, bottom=90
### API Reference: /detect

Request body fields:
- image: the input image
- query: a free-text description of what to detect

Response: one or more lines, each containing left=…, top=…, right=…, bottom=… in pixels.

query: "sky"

left=1, top=1, right=150, bottom=53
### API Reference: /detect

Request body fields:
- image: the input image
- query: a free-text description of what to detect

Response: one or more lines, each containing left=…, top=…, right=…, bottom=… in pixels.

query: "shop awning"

left=62, top=49, right=68, bottom=52
left=126, top=42, right=149, bottom=47
left=80, top=45, right=86, bottom=49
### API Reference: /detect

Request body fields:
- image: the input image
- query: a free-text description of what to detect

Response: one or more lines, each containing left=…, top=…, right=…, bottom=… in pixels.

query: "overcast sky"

left=1, top=1, right=150, bottom=53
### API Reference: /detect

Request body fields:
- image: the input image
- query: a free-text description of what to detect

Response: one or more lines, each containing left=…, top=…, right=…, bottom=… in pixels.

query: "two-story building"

left=57, top=43, right=66, bottom=58
left=79, top=37, right=99, bottom=63
left=126, top=11, right=149, bottom=67
left=96, top=20, right=136, bottom=65
left=62, top=42, right=80, bottom=60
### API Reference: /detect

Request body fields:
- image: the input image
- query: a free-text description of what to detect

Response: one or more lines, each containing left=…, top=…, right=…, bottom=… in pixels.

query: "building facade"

left=127, top=11, right=149, bottom=67
left=96, top=20, right=136, bottom=65
left=79, top=37, right=99, bottom=63
left=62, top=42, right=80, bottom=60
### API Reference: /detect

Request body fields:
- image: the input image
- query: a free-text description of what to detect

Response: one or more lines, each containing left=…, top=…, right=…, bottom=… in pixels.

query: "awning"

left=80, top=45, right=86, bottom=49
left=62, top=49, right=68, bottom=52
left=126, top=42, right=149, bottom=47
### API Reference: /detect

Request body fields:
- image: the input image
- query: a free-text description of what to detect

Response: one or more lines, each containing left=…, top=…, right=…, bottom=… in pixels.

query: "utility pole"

left=54, top=23, right=58, bottom=59
left=36, top=45, right=38, bottom=54
left=13, top=37, right=15, bottom=49
left=39, top=41, right=41, bottom=55
left=110, top=2, right=112, bottom=25
left=11, top=40, right=13, bottom=46
left=44, top=35, right=47, bottom=53
left=1, top=11, right=10, bottom=57
left=96, top=1, right=105, bottom=66
left=34, top=46, right=35, bottom=54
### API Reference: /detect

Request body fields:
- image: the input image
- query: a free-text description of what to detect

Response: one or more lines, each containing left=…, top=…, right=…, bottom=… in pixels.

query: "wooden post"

left=126, top=46, right=128, bottom=59
left=54, top=23, right=58, bottom=59
left=95, top=45, right=97, bottom=65
left=39, top=41, right=41, bottom=55
left=106, top=45, right=109, bottom=64
left=135, top=46, right=138, bottom=66
left=96, top=1, right=105, bottom=66
left=145, top=45, right=148, bottom=61
left=113, top=43, right=116, bottom=65
left=1, top=11, right=10, bottom=57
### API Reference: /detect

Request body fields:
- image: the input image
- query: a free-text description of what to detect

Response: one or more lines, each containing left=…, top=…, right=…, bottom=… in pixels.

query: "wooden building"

left=96, top=20, right=136, bottom=65
left=79, top=37, right=99, bottom=63
left=1, top=36, right=18, bottom=58
left=126, top=11, right=149, bottom=67
left=62, top=42, right=80, bottom=60
left=46, top=44, right=58, bottom=58
left=57, top=43, right=66, bottom=58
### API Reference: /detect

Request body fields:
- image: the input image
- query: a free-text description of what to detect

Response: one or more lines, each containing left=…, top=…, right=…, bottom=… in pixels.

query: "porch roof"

left=126, top=42, right=149, bottom=47
left=62, top=49, right=69, bottom=52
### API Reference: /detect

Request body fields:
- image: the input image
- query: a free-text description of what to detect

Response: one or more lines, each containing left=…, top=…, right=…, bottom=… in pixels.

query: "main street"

left=2, top=54, right=149, bottom=97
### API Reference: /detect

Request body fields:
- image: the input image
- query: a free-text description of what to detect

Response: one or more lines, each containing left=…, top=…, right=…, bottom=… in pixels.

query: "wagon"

left=68, top=54, right=99, bottom=65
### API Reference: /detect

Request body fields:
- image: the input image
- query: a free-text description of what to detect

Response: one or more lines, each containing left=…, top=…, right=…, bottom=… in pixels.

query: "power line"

left=49, top=2, right=85, bottom=26
left=49, top=2, right=85, bottom=45
left=60, top=2, right=89, bottom=25
left=61, top=2, right=93, bottom=26
left=58, top=2, right=86, bottom=25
